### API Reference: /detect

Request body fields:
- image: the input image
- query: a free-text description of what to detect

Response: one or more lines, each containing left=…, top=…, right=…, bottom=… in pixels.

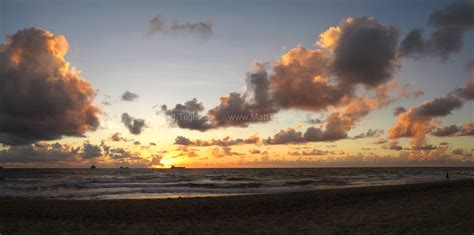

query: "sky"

left=0, top=0, right=473, bottom=168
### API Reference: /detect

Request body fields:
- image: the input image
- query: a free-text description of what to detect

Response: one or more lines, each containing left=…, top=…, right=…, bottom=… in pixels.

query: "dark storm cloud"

left=264, top=126, right=348, bottom=145
left=415, top=95, right=463, bottom=117
left=352, top=129, right=383, bottom=139
left=121, top=91, right=140, bottom=101
left=121, top=113, right=146, bottom=135
left=174, top=136, right=193, bottom=145
left=393, top=106, right=407, bottom=116
left=432, top=123, right=474, bottom=137
left=148, top=15, right=213, bottom=39
left=400, top=0, right=474, bottom=59
left=0, top=28, right=100, bottom=146
left=82, top=143, right=102, bottom=159
left=0, top=143, right=79, bottom=163
left=161, top=98, right=212, bottom=131
left=333, top=17, right=400, bottom=87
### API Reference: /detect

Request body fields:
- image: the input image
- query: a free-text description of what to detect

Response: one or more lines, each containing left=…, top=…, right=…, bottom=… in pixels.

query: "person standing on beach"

left=446, top=171, right=449, bottom=181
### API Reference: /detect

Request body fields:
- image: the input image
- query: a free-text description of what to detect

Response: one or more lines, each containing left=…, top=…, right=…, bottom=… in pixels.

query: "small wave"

left=285, top=179, right=349, bottom=186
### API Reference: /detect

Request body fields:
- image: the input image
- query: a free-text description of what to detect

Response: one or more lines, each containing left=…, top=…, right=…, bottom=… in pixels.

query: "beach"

left=0, top=179, right=473, bottom=234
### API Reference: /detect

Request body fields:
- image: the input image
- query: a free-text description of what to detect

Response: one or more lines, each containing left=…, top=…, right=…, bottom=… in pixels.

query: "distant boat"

left=170, top=165, right=185, bottom=169
left=90, top=165, right=97, bottom=169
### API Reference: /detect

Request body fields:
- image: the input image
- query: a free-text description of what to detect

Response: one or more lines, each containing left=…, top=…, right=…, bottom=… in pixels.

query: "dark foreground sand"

left=1, top=180, right=473, bottom=234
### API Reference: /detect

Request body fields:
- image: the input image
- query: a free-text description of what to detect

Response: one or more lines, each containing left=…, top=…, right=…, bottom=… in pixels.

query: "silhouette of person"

left=446, top=171, right=449, bottom=181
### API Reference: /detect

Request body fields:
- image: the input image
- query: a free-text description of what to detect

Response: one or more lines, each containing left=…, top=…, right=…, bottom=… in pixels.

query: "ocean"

left=0, top=168, right=473, bottom=200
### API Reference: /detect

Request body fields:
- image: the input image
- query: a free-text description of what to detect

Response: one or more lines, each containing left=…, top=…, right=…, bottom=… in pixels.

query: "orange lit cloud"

left=0, top=28, right=100, bottom=145
left=174, top=135, right=260, bottom=146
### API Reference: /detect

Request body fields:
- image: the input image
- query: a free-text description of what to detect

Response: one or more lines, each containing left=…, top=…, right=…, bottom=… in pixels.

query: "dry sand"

left=0, top=179, right=473, bottom=234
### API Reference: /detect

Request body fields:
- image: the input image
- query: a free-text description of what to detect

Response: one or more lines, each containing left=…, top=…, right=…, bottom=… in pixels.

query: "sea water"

left=0, top=167, right=472, bottom=199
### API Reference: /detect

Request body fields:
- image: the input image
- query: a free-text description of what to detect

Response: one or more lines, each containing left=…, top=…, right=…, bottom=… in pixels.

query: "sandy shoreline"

left=1, top=179, right=473, bottom=234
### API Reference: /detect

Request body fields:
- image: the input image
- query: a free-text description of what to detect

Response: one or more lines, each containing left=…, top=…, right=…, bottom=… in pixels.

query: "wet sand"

left=0, top=179, right=473, bottom=234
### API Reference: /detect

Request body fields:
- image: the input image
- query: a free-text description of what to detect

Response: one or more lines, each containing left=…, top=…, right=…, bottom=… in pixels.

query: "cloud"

left=107, top=147, right=132, bottom=160
left=206, top=66, right=278, bottom=128
left=411, top=144, right=437, bottom=151
left=175, top=145, right=199, bottom=158
left=415, top=95, right=463, bottom=117
left=332, top=17, right=400, bottom=87
left=389, top=60, right=474, bottom=148
left=249, top=149, right=263, bottom=154
left=266, top=95, right=391, bottom=144
left=269, top=46, right=348, bottom=111
left=121, top=113, right=146, bottom=135
left=82, top=143, right=102, bottom=159
left=372, top=138, right=388, bottom=145
left=174, top=136, right=193, bottom=145
left=399, top=84, right=424, bottom=99
left=388, top=95, right=466, bottom=147
left=288, top=148, right=335, bottom=156
left=0, top=143, right=79, bottom=163
left=174, top=135, right=260, bottom=147
left=388, top=108, right=438, bottom=147
left=161, top=98, right=212, bottom=131
left=0, top=28, right=100, bottom=146
left=399, top=0, right=474, bottom=59
left=305, top=116, right=323, bottom=124
left=121, top=91, right=140, bottom=101
left=99, top=144, right=150, bottom=165
left=264, top=128, right=304, bottom=144
left=393, top=106, right=407, bottom=116
left=454, top=71, right=474, bottom=100
left=0, top=141, right=153, bottom=166
left=223, top=148, right=474, bottom=167
left=384, top=140, right=404, bottom=151
left=352, top=129, right=383, bottom=139
left=109, top=132, right=127, bottom=142
left=148, top=15, right=213, bottom=39
left=211, top=146, right=239, bottom=158
left=432, top=122, right=474, bottom=137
